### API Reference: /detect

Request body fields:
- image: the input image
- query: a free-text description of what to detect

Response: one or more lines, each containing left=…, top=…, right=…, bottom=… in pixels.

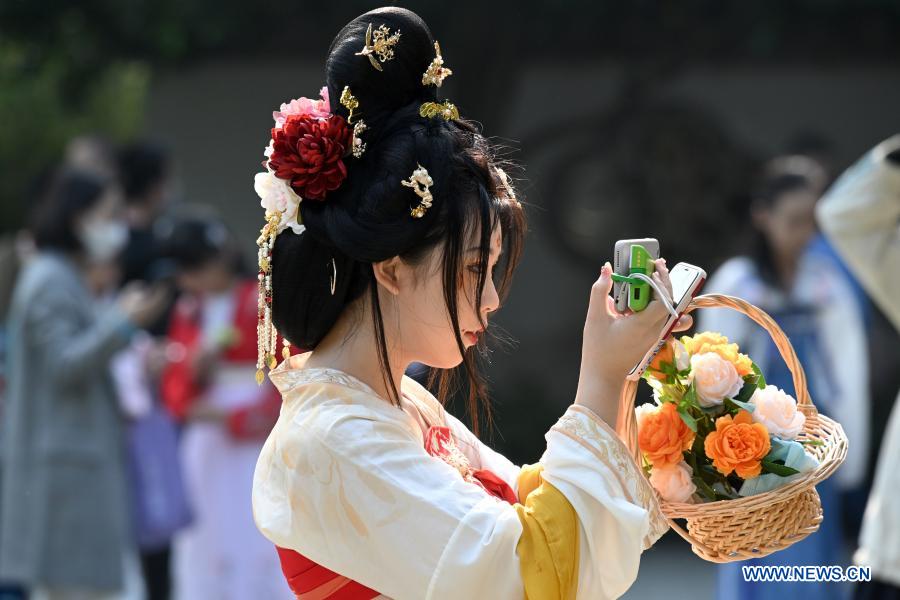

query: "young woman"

left=251, top=7, right=691, bottom=599
left=1, top=169, right=166, bottom=599
left=158, top=215, right=294, bottom=599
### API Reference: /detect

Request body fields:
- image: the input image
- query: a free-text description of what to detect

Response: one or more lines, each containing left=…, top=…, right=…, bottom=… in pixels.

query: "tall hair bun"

left=325, top=7, right=439, bottom=134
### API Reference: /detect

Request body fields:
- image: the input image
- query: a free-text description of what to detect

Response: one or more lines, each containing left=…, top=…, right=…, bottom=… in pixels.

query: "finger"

left=654, top=259, right=674, bottom=298
left=588, top=262, right=612, bottom=321
left=640, top=297, right=670, bottom=332
left=672, top=314, right=693, bottom=332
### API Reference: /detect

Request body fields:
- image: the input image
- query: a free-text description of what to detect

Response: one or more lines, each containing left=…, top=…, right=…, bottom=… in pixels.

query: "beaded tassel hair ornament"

left=252, top=24, right=442, bottom=383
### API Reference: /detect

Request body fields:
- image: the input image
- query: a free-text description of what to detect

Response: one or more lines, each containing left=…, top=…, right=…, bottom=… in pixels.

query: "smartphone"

left=613, top=238, right=660, bottom=313
left=626, top=262, right=707, bottom=381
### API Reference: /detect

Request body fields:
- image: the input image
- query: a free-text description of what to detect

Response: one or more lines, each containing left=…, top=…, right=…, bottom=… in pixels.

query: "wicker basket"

left=616, top=294, right=849, bottom=562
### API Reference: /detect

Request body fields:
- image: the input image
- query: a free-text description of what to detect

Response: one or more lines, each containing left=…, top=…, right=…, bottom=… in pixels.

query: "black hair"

left=162, top=212, right=241, bottom=274
left=270, top=7, right=526, bottom=435
left=749, top=156, right=824, bottom=288
left=117, top=141, right=170, bottom=203
left=30, top=169, right=110, bottom=253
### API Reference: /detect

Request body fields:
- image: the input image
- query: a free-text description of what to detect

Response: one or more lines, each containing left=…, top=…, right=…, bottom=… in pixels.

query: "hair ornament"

left=340, top=86, right=368, bottom=158
left=422, top=41, right=452, bottom=87
left=355, top=23, right=401, bottom=71
left=401, top=164, right=435, bottom=218
left=420, top=100, right=459, bottom=121
left=256, top=210, right=283, bottom=384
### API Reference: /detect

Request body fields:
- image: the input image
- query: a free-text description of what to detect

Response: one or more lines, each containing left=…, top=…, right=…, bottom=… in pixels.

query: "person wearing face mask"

left=0, top=168, right=168, bottom=600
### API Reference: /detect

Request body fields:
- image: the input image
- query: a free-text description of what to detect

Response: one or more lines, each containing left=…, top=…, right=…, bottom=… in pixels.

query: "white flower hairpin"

left=401, top=164, right=434, bottom=218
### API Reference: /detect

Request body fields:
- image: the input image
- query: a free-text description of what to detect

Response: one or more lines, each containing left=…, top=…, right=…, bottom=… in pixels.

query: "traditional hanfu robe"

left=161, top=280, right=294, bottom=600
left=252, top=351, right=668, bottom=600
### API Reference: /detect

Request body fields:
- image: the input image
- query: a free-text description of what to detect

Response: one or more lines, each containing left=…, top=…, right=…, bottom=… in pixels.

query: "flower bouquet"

left=636, top=331, right=820, bottom=504
left=616, top=294, right=848, bottom=562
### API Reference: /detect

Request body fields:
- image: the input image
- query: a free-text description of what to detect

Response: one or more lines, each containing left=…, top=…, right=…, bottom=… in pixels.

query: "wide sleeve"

left=252, top=391, right=667, bottom=600
left=816, top=134, right=900, bottom=330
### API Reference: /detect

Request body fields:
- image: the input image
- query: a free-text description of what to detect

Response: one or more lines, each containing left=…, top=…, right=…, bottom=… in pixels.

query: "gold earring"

left=329, top=257, right=337, bottom=295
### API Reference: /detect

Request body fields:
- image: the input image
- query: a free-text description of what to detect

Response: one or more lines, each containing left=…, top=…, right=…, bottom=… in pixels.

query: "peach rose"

left=681, top=331, right=753, bottom=376
left=649, top=461, right=696, bottom=503
left=704, top=410, right=771, bottom=479
left=689, top=352, right=745, bottom=408
left=750, top=385, right=806, bottom=440
left=637, top=402, right=695, bottom=468
left=647, top=339, right=691, bottom=381
left=647, top=339, right=675, bottom=381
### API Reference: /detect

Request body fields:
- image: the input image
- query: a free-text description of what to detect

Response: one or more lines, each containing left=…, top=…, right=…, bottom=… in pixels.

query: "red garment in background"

left=160, top=280, right=290, bottom=439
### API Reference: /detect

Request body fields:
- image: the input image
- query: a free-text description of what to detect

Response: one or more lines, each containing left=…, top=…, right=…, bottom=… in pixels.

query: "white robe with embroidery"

left=252, top=352, right=668, bottom=600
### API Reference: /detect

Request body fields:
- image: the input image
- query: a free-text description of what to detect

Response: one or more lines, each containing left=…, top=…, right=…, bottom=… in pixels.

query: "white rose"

left=673, top=339, right=690, bottom=371
left=688, top=352, right=744, bottom=407
left=254, top=171, right=304, bottom=235
left=750, top=385, right=805, bottom=440
left=649, top=461, right=696, bottom=503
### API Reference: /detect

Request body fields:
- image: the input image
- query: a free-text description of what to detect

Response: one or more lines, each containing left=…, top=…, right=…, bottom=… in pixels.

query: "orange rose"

left=637, top=402, right=695, bottom=468
left=647, top=339, right=675, bottom=381
left=704, top=410, right=771, bottom=479
left=681, top=331, right=753, bottom=377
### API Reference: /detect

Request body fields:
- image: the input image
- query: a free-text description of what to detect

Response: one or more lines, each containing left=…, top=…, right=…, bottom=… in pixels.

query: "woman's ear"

left=372, top=256, right=402, bottom=296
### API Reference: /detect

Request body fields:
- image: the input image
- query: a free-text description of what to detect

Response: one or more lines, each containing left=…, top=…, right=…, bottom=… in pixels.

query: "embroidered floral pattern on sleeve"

left=551, top=406, right=669, bottom=548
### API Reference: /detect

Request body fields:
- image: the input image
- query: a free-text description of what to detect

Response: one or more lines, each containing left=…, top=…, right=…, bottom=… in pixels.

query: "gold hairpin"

left=355, top=23, right=401, bottom=71
left=422, top=41, right=452, bottom=87
left=401, top=164, right=434, bottom=218
left=339, top=86, right=359, bottom=122
left=340, top=86, right=367, bottom=158
left=420, top=100, right=459, bottom=121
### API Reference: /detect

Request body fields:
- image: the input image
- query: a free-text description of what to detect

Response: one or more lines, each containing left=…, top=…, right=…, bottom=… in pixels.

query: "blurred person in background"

left=158, top=214, right=293, bottom=600
left=110, top=141, right=189, bottom=600
left=117, top=141, right=176, bottom=291
left=817, top=134, right=900, bottom=599
left=699, top=156, right=870, bottom=600
left=0, top=168, right=167, bottom=599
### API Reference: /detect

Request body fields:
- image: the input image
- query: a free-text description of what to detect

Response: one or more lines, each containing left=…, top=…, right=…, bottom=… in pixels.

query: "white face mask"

left=78, top=219, right=129, bottom=262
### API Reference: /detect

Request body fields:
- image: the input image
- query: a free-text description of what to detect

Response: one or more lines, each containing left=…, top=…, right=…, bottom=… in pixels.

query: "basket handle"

left=616, top=293, right=816, bottom=462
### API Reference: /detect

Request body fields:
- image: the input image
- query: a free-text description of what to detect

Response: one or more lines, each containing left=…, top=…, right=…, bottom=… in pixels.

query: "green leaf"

left=683, top=384, right=698, bottom=408
left=761, top=460, right=800, bottom=477
left=732, top=381, right=758, bottom=404
left=725, top=396, right=756, bottom=413
left=692, top=475, right=719, bottom=502
left=799, top=439, right=825, bottom=447
left=677, top=407, right=698, bottom=432
left=752, top=363, right=767, bottom=389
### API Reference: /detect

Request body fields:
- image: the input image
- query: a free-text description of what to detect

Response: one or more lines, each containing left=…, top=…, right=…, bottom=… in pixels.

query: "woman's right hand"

left=118, top=281, right=169, bottom=328
left=575, top=260, right=692, bottom=424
